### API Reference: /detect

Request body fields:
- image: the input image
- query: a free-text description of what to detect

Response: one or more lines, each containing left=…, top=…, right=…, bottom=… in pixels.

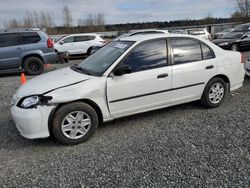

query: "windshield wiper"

left=71, top=65, right=92, bottom=75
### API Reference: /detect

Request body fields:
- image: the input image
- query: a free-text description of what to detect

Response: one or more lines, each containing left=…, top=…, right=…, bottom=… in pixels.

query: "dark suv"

left=0, top=28, right=58, bottom=75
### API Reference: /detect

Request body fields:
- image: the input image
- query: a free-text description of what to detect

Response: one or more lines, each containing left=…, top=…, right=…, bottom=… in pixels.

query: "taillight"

left=47, top=38, right=54, bottom=48
left=241, top=53, right=245, bottom=64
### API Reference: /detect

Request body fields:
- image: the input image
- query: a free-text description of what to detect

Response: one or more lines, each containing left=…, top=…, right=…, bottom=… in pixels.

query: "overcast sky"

left=0, top=0, right=235, bottom=27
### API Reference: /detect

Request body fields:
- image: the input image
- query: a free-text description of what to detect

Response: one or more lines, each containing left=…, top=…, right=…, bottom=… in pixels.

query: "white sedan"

left=11, top=34, right=245, bottom=145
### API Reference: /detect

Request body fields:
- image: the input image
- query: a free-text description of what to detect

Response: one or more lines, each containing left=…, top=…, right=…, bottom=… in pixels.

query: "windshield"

left=72, top=41, right=135, bottom=76
left=221, top=32, right=243, bottom=39
left=54, top=35, right=66, bottom=43
left=234, top=24, right=250, bottom=31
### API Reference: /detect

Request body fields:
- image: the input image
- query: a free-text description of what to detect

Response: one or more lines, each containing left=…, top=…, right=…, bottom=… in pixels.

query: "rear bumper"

left=43, top=52, right=58, bottom=64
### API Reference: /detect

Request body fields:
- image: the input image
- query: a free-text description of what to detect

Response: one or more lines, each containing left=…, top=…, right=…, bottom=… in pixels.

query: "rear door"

left=107, top=39, right=172, bottom=118
left=0, top=33, right=23, bottom=69
left=73, top=35, right=94, bottom=54
left=169, top=37, right=217, bottom=104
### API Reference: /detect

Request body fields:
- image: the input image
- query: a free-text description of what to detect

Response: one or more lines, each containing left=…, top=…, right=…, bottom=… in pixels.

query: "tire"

left=52, top=102, right=99, bottom=145
left=231, top=43, right=238, bottom=51
left=87, top=47, right=92, bottom=56
left=23, top=56, right=44, bottom=75
left=201, top=77, right=227, bottom=108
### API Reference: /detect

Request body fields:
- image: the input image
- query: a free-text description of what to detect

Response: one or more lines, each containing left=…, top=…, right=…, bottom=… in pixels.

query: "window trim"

left=110, top=38, right=169, bottom=75
left=169, top=37, right=215, bottom=66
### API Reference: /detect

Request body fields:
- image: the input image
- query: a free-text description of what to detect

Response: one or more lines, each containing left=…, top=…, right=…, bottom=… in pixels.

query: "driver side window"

left=63, top=36, right=74, bottom=43
left=121, top=39, right=167, bottom=73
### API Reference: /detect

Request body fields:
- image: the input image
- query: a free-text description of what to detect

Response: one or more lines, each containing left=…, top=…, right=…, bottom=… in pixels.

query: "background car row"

left=1, top=23, right=250, bottom=76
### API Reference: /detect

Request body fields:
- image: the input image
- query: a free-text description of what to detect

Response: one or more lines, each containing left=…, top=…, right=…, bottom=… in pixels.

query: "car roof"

left=119, top=33, right=202, bottom=42
left=0, top=30, right=42, bottom=34
left=67, top=33, right=99, bottom=36
left=129, top=29, right=168, bottom=33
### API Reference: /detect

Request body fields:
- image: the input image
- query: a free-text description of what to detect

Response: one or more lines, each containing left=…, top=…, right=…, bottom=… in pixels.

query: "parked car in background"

left=91, top=29, right=169, bottom=54
left=233, top=23, right=250, bottom=32
left=245, top=59, right=250, bottom=76
left=54, top=33, right=105, bottom=56
left=0, top=28, right=58, bottom=75
left=181, top=28, right=212, bottom=40
left=212, top=31, right=250, bottom=51
left=213, top=28, right=234, bottom=39
left=114, top=29, right=169, bottom=40
left=11, top=34, right=245, bottom=145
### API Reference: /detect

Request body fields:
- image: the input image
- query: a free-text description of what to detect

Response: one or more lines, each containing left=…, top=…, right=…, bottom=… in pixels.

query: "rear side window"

left=74, top=35, right=96, bottom=42
left=171, top=38, right=214, bottom=65
left=0, top=33, right=20, bottom=47
left=122, top=39, right=167, bottom=72
left=171, top=38, right=202, bottom=65
left=201, top=44, right=214, bottom=60
left=19, top=32, right=41, bottom=44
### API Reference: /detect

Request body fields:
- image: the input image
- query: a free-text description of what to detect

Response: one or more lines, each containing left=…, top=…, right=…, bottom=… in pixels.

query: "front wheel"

left=52, top=102, right=99, bottom=145
left=201, top=77, right=227, bottom=108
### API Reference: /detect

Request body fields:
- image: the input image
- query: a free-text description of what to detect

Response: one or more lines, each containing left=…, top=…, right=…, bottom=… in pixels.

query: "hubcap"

left=61, top=111, right=91, bottom=139
left=209, top=83, right=225, bottom=104
left=29, top=61, right=40, bottom=71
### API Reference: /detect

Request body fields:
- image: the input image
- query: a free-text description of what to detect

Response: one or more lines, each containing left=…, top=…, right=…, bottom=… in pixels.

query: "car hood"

left=16, top=67, right=93, bottom=98
left=212, top=38, right=236, bottom=44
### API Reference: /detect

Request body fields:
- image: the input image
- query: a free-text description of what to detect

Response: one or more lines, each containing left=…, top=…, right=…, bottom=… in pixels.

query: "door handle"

left=157, top=73, right=168, bottom=79
left=205, top=65, right=214, bottom=70
left=16, top=47, right=22, bottom=50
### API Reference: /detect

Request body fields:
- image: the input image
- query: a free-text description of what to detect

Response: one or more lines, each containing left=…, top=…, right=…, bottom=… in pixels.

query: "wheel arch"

left=87, top=47, right=93, bottom=55
left=22, top=54, right=44, bottom=68
left=207, top=74, right=230, bottom=92
left=48, top=99, right=103, bottom=136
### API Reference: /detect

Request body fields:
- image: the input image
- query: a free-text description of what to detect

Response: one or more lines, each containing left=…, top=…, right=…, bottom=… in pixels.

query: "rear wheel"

left=231, top=43, right=238, bottom=51
left=23, top=56, right=44, bottom=75
left=201, top=77, right=227, bottom=108
left=52, top=102, right=99, bottom=145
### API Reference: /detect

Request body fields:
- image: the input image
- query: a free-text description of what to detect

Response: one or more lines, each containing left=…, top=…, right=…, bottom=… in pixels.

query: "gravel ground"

left=0, top=56, right=250, bottom=187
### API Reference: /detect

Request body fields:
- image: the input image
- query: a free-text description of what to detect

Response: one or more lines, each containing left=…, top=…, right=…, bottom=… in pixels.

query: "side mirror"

left=59, top=41, right=64, bottom=45
left=113, top=64, right=132, bottom=76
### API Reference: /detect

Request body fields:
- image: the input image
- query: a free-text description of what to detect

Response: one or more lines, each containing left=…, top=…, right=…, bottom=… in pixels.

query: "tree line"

left=3, top=1, right=250, bottom=35
left=4, top=5, right=105, bottom=30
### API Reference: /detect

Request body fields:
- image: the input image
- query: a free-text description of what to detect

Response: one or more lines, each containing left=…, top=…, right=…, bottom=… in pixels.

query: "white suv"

left=11, top=34, right=245, bottom=145
left=182, top=28, right=212, bottom=40
left=54, top=33, right=105, bottom=55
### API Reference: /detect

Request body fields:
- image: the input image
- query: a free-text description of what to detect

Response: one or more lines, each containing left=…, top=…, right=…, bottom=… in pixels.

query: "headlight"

left=18, top=95, right=52, bottom=109
left=21, top=96, right=40, bottom=108
left=218, top=42, right=229, bottom=46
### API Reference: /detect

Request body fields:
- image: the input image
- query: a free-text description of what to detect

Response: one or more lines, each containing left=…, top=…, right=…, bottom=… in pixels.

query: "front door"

left=107, top=39, right=172, bottom=118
